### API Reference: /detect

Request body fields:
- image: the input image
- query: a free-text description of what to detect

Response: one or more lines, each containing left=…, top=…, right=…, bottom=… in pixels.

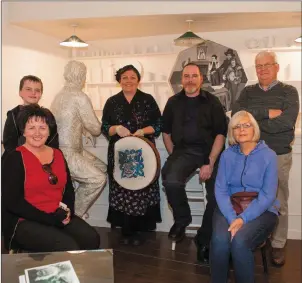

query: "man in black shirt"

left=162, top=63, right=227, bottom=263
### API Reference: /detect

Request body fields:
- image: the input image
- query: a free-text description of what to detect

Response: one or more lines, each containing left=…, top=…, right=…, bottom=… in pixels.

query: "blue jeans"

left=210, top=208, right=277, bottom=283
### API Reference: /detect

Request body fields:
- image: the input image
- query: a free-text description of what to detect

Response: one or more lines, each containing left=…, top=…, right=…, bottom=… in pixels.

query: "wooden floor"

left=2, top=227, right=301, bottom=283
left=94, top=227, right=301, bottom=283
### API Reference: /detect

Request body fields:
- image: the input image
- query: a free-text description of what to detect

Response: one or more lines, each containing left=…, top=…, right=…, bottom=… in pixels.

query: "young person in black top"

left=162, top=63, right=228, bottom=263
left=2, top=75, right=59, bottom=162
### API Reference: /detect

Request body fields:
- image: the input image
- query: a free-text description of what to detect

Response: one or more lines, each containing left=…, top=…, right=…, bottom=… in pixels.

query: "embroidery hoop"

left=113, top=136, right=160, bottom=190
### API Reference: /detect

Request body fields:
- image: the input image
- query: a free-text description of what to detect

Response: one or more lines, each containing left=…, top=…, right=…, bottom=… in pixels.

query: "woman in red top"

left=2, top=104, right=100, bottom=252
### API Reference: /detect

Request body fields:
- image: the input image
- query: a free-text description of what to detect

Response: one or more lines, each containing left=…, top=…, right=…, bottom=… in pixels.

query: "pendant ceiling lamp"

left=294, top=36, right=301, bottom=43
left=174, top=20, right=205, bottom=46
left=60, top=24, right=88, bottom=48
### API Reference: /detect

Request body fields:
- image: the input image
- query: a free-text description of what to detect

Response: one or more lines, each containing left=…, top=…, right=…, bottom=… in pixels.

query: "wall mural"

left=169, top=41, right=248, bottom=112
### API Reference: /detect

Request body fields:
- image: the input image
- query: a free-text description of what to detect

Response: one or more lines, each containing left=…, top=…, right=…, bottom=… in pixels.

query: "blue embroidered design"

left=118, top=149, right=145, bottom=178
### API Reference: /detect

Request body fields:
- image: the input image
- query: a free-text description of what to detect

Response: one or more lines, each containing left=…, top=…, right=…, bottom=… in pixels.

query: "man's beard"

left=184, top=85, right=199, bottom=94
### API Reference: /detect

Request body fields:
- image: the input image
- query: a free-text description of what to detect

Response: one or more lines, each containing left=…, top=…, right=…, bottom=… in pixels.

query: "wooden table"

left=2, top=249, right=114, bottom=283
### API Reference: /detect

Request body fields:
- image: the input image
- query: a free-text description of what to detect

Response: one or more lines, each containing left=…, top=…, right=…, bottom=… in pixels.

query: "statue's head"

left=64, top=60, right=87, bottom=89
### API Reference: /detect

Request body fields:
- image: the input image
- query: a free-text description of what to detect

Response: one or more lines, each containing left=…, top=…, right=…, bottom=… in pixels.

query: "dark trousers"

left=14, top=215, right=100, bottom=252
left=210, top=208, right=277, bottom=283
left=162, top=148, right=218, bottom=246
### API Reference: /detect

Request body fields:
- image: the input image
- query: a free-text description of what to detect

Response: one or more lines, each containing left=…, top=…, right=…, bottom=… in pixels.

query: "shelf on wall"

left=246, top=47, right=301, bottom=52
left=247, top=80, right=302, bottom=83
left=74, top=52, right=178, bottom=60
left=86, top=81, right=168, bottom=86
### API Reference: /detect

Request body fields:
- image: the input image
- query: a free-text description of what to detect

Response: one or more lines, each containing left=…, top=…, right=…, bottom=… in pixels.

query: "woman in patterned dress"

left=101, top=65, right=162, bottom=245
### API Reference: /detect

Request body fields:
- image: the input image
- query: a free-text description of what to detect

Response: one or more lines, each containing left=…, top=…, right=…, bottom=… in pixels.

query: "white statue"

left=51, top=60, right=107, bottom=217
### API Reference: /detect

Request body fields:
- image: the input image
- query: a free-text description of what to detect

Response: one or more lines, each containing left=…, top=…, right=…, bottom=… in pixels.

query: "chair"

left=258, top=238, right=269, bottom=273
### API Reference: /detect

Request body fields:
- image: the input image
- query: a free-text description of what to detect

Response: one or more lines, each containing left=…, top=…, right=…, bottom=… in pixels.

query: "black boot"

left=168, top=223, right=187, bottom=242
left=196, top=245, right=210, bottom=264
left=131, top=232, right=145, bottom=246
left=194, top=235, right=209, bottom=264
left=119, top=235, right=131, bottom=245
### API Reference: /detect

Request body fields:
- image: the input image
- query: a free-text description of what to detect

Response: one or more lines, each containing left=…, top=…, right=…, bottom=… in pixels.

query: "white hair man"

left=232, top=51, right=299, bottom=266
left=51, top=60, right=107, bottom=218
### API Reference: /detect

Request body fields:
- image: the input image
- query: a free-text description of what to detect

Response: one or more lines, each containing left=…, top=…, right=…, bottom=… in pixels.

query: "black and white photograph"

left=169, top=41, right=248, bottom=112
left=197, top=44, right=207, bottom=60
left=25, top=261, right=80, bottom=283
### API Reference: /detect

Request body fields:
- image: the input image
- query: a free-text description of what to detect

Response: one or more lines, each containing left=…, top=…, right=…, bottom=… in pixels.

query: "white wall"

left=85, top=27, right=301, bottom=58
left=1, top=3, right=68, bottom=129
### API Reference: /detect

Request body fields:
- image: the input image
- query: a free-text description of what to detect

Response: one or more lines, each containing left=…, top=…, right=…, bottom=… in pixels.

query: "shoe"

left=193, top=234, right=199, bottom=247
left=193, top=234, right=210, bottom=264
left=131, top=233, right=144, bottom=246
left=119, top=236, right=131, bottom=245
left=271, top=247, right=285, bottom=266
left=168, top=223, right=186, bottom=242
left=196, top=245, right=210, bottom=264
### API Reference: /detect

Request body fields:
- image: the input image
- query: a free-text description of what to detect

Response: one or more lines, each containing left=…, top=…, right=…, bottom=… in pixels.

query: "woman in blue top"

left=210, top=110, right=279, bottom=283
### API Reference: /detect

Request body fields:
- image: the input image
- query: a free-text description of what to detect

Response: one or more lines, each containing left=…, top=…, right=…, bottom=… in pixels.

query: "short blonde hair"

left=228, top=111, right=260, bottom=145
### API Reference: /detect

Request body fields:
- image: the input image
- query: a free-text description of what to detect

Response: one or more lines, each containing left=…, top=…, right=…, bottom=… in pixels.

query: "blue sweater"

left=215, top=140, right=280, bottom=224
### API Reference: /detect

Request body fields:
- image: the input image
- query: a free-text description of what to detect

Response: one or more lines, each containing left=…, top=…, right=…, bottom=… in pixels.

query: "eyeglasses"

left=42, top=164, right=58, bottom=185
left=233, top=122, right=253, bottom=130
left=255, top=63, right=277, bottom=70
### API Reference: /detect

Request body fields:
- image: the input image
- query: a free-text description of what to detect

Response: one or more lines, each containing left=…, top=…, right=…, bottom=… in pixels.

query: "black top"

left=232, top=82, right=299, bottom=155
left=101, top=90, right=162, bottom=143
left=162, top=89, right=227, bottom=163
left=101, top=90, right=162, bottom=174
left=1, top=150, right=75, bottom=250
left=2, top=105, right=59, bottom=162
left=183, top=96, right=204, bottom=147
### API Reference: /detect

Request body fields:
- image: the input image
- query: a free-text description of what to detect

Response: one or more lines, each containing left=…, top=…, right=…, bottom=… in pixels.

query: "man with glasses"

left=162, top=63, right=228, bottom=263
left=232, top=51, right=299, bottom=266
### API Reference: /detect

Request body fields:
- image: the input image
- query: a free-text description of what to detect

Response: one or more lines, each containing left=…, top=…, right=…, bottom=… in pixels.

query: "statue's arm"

left=77, top=94, right=101, bottom=136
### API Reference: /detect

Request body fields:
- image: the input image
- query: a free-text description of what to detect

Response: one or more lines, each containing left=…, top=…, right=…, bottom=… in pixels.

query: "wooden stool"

left=258, top=239, right=269, bottom=273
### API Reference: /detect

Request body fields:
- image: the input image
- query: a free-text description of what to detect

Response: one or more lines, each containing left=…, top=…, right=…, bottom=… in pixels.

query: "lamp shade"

left=174, top=31, right=204, bottom=46
left=295, top=36, right=302, bottom=43
left=60, top=35, right=88, bottom=48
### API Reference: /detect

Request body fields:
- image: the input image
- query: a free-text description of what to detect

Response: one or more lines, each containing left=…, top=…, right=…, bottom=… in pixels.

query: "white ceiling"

left=11, top=12, right=301, bottom=41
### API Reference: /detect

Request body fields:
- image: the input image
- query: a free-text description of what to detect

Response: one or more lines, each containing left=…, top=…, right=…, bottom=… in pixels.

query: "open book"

left=19, top=260, right=80, bottom=283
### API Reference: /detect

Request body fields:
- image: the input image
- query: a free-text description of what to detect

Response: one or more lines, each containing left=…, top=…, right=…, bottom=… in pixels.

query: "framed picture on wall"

left=197, top=45, right=208, bottom=60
